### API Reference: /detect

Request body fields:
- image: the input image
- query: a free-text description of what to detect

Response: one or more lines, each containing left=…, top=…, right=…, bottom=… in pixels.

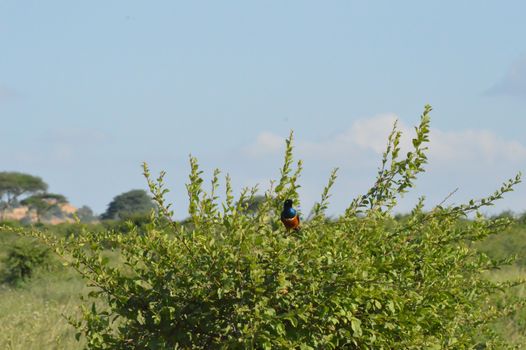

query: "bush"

left=4, top=105, right=525, bottom=348
left=0, top=238, right=55, bottom=285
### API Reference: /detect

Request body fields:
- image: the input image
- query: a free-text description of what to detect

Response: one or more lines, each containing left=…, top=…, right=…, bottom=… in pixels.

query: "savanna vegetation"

left=1, top=105, right=525, bottom=349
left=0, top=169, right=155, bottom=225
left=0, top=172, right=48, bottom=207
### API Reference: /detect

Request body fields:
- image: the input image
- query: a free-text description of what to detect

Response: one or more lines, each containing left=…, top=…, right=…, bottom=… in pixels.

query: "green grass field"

left=0, top=268, right=87, bottom=349
left=477, top=221, right=526, bottom=347
left=485, top=265, right=526, bottom=346
left=1, top=219, right=526, bottom=348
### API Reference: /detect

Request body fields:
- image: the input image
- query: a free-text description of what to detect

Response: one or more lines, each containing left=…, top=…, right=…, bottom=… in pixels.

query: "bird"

left=281, top=199, right=300, bottom=231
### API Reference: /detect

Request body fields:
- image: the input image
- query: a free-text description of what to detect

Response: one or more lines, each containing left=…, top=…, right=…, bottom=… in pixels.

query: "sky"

left=1, top=1, right=525, bottom=218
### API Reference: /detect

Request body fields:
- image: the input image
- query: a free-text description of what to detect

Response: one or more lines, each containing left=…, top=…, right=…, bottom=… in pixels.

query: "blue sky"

left=1, top=1, right=525, bottom=218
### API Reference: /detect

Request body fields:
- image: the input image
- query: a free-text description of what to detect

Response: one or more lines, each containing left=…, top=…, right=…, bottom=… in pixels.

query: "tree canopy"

left=21, top=193, right=67, bottom=205
left=0, top=172, right=48, bottom=206
left=101, top=189, right=155, bottom=220
left=77, top=205, right=97, bottom=223
left=20, top=193, right=67, bottom=221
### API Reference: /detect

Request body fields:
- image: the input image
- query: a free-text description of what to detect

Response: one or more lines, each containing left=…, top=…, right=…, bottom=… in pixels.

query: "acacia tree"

left=0, top=172, right=48, bottom=207
left=20, top=193, right=67, bottom=222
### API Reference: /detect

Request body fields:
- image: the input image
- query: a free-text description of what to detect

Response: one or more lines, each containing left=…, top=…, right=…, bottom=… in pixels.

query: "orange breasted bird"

left=281, top=199, right=300, bottom=231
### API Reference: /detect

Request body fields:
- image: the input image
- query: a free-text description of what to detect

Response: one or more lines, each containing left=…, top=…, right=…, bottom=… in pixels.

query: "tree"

left=238, top=195, right=265, bottom=215
left=20, top=193, right=67, bottom=222
left=0, top=172, right=48, bottom=207
left=101, top=189, right=155, bottom=220
left=77, top=205, right=97, bottom=223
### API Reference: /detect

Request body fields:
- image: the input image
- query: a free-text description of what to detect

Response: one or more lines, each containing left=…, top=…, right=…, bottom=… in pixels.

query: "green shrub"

left=0, top=238, right=55, bottom=285
left=4, top=105, right=525, bottom=349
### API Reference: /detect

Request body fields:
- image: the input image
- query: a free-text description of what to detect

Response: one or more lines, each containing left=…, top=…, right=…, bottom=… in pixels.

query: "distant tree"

left=20, top=193, right=67, bottom=222
left=491, top=210, right=515, bottom=220
left=238, top=195, right=265, bottom=215
left=0, top=172, right=48, bottom=207
left=77, top=205, right=97, bottom=223
left=101, top=189, right=155, bottom=220
left=21, top=193, right=67, bottom=204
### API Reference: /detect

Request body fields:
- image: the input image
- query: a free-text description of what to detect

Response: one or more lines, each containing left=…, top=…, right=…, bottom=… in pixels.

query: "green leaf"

left=351, top=318, right=362, bottom=337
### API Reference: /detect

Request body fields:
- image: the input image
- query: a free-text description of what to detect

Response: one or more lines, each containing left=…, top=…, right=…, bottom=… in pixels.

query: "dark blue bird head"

left=282, top=199, right=296, bottom=218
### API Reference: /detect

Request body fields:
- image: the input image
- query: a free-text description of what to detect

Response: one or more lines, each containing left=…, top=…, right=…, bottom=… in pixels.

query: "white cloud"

left=243, top=114, right=400, bottom=161
left=430, top=129, right=526, bottom=164
left=347, top=113, right=402, bottom=153
left=296, top=114, right=403, bottom=161
left=243, top=131, right=284, bottom=156
left=245, top=114, right=526, bottom=166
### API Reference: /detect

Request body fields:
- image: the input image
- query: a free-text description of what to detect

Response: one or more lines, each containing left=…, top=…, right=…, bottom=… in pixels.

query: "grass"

left=0, top=268, right=86, bottom=350
left=486, top=265, right=526, bottom=347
